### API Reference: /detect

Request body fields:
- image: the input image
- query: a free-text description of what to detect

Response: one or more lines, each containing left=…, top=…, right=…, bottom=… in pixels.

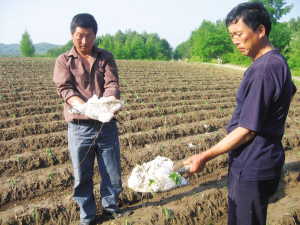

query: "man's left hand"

left=107, top=96, right=122, bottom=114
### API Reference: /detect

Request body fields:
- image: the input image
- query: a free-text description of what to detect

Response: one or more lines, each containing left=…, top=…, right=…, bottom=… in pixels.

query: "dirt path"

left=202, top=62, right=300, bottom=81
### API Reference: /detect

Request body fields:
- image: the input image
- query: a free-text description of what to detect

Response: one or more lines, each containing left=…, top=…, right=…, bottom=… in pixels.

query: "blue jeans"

left=68, top=120, right=122, bottom=222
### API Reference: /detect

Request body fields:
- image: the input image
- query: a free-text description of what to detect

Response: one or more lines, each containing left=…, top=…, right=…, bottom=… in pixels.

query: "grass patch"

left=291, top=69, right=300, bottom=77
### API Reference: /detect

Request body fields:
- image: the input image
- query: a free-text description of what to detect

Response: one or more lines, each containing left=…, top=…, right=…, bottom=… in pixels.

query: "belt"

left=73, top=119, right=102, bottom=124
left=73, top=117, right=117, bottom=124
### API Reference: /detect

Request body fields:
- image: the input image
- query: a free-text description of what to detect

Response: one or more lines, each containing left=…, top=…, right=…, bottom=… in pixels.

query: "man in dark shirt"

left=53, top=13, right=128, bottom=225
left=183, top=2, right=297, bottom=224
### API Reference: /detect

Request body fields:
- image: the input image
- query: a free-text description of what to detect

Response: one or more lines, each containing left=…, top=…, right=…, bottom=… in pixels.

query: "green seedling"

left=141, top=102, right=146, bottom=107
left=49, top=172, right=54, bottom=183
left=32, top=204, right=37, bottom=222
left=135, top=164, right=142, bottom=169
left=169, top=172, right=181, bottom=185
left=46, top=147, right=55, bottom=159
left=176, top=112, right=184, bottom=118
left=162, top=207, right=172, bottom=220
left=287, top=204, right=296, bottom=214
left=148, top=179, right=157, bottom=195
left=219, top=106, right=224, bottom=114
left=17, top=156, right=23, bottom=166
left=180, top=100, right=186, bottom=108
left=9, top=179, right=16, bottom=189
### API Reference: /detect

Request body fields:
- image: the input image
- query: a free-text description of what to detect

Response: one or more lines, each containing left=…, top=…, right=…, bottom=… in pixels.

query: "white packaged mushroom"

left=128, top=156, right=189, bottom=193
left=68, top=95, right=124, bottom=123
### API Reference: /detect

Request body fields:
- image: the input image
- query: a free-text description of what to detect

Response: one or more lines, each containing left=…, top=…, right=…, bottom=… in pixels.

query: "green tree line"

left=173, top=0, right=300, bottom=71
left=43, top=30, right=172, bottom=61
left=20, top=0, right=299, bottom=71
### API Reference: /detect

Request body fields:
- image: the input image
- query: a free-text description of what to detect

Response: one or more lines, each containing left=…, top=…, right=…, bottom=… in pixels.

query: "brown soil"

left=0, top=58, right=299, bottom=225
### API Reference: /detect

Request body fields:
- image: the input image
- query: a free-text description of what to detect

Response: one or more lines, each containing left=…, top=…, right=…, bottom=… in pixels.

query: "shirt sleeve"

left=53, top=55, right=80, bottom=102
left=102, top=52, right=120, bottom=99
left=238, top=76, right=276, bottom=132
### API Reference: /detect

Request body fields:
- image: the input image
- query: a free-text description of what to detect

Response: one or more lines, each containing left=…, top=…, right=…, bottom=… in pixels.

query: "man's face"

left=71, top=27, right=95, bottom=55
left=228, top=19, right=261, bottom=61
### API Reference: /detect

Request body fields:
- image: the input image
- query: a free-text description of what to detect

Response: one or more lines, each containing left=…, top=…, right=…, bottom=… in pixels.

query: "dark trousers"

left=227, top=170, right=280, bottom=225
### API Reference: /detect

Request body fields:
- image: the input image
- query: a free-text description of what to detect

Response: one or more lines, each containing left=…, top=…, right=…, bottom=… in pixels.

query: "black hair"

left=70, top=13, right=98, bottom=36
left=225, top=2, right=272, bottom=36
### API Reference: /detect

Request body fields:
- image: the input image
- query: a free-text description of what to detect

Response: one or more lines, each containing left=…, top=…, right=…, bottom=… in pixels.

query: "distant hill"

left=0, top=43, right=63, bottom=57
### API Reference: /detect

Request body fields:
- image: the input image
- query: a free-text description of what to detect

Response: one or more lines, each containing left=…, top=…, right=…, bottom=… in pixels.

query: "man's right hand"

left=67, top=96, right=85, bottom=105
left=183, top=152, right=208, bottom=176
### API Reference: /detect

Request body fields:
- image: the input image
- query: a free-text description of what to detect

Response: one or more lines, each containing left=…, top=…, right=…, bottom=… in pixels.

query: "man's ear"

left=258, top=24, right=266, bottom=38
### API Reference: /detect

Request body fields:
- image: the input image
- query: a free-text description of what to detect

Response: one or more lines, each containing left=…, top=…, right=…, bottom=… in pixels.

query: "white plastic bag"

left=128, top=156, right=188, bottom=193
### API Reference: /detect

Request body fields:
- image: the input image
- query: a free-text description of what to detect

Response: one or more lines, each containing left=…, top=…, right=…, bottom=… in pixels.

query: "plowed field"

left=0, top=58, right=299, bottom=225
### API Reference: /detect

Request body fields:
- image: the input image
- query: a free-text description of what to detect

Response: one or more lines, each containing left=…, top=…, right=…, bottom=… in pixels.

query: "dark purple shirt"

left=227, top=50, right=297, bottom=181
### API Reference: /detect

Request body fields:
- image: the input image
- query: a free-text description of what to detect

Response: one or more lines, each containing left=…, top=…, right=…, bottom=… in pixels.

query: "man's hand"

left=67, top=96, right=85, bottom=105
left=183, top=152, right=208, bottom=176
left=107, top=95, right=123, bottom=115
left=107, top=96, right=117, bottom=101
left=183, top=127, right=256, bottom=176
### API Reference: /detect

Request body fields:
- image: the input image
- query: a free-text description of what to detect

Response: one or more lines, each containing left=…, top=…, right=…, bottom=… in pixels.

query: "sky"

left=0, top=0, right=299, bottom=49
